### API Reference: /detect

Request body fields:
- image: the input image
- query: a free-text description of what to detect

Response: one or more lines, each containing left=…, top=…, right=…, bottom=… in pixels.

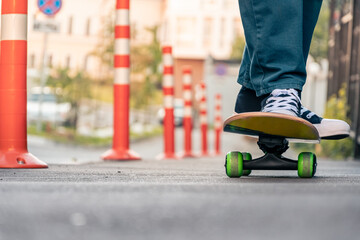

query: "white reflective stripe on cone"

left=1, top=14, right=27, bottom=41
left=164, top=95, right=174, bottom=109
left=163, top=54, right=173, bottom=66
left=115, top=9, right=129, bottom=25
left=163, top=75, right=173, bottom=87
left=215, top=122, right=222, bottom=129
left=200, top=102, right=207, bottom=110
left=200, top=115, right=207, bottom=124
left=115, top=39, right=130, bottom=55
left=183, top=75, right=191, bottom=85
left=114, top=68, right=130, bottom=84
left=183, top=91, right=192, bottom=101
left=184, top=107, right=192, bottom=117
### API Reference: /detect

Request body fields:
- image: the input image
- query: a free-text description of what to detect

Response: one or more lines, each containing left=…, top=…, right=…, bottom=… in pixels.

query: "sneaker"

left=235, top=87, right=351, bottom=139
left=300, top=106, right=350, bottom=140
left=261, top=89, right=301, bottom=117
left=234, top=87, right=266, bottom=114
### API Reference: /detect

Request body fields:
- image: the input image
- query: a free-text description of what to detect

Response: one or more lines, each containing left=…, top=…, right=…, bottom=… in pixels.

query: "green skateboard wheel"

left=298, top=152, right=317, bottom=178
left=242, top=152, right=252, bottom=176
left=225, top=151, right=243, bottom=178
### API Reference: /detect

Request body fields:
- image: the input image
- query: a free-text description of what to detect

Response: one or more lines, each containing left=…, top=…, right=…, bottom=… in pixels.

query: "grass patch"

left=91, top=84, right=113, bottom=103
left=28, top=123, right=163, bottom=147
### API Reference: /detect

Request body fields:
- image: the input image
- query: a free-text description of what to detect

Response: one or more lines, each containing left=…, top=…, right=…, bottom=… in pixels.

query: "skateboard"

left=223, top=112, right=320, bottom=178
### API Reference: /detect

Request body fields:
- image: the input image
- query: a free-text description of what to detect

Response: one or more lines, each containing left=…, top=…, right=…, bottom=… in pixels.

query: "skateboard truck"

left=244, top=135, right=298, bottom=171
left=257, top=135, right=289, bottom=155
left=225, top=134, right=317, bottom=177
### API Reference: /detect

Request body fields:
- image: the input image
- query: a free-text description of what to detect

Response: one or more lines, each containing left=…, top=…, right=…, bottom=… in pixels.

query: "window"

left=48, top=54, right=53, bottom=67
left=204, top=17, right=213, bottom=48
left=66, top=56, right=71, bottom=69
left=233, top=18, right=243, bottom=37
left=68, top=16, right=73, bottom=35
left=176, top=17, right=196, bottom=48
left=83, top=55, right=89, bottom=71
left=219, top=18, right=226, bottom=47
left=224, top=0, right=236, bottom=10
left=85, top=18, right=91, bottom=36
left=29, top=54, right=35, bottom=68
left=201, top=0, right=216, bottom=10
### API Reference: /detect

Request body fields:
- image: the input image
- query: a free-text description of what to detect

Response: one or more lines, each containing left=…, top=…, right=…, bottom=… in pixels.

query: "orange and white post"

left=214, top=94, right=222, bottom=155
left=199, top=82, right=209, bottom=156
left=0, top=0, right=47, bottom=168
left=157, top=46, right=177, bottom=160
left=180, top=66, right=195, bottom=158
left=102, top=0, right=141, bottom=161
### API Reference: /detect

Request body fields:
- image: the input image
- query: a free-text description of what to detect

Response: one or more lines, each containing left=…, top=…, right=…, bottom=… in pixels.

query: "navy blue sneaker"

left=235, top=87, right=350, bottom=139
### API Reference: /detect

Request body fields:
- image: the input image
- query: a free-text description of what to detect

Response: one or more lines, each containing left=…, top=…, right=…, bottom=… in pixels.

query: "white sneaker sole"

left=313, top=119, right=350, bottom=139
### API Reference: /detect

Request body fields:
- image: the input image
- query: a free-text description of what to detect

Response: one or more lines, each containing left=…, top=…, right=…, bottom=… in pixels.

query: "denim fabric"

left=237, top=0, right=323, bottom=96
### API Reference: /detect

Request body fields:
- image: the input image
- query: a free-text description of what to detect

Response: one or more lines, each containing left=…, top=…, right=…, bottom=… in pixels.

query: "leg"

left=237, top=0, right=306, bottom=97
left=238, top=0, right=323, bottom=91
left=302, top=0, right=323, bottom=63
left=234, top=0, right=349, bottom=138
left=235, top=0, right=323, bottom=112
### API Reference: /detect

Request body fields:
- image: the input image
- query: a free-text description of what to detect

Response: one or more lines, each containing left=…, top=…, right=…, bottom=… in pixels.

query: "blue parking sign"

left=38, top=0, right=62, bottom=16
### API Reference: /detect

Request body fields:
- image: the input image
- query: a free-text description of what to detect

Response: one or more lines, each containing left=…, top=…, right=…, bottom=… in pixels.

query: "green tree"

left=90, top=10, right=115, bottom=85
left=46, top=67, right=92, bottom=131
left=310, top=2, right=330, bottom=61
left=130, top=26, right=163, bottom=109
left=230, top=35, right=246, bottom=61
left=91, top=11, right=163, bottom=109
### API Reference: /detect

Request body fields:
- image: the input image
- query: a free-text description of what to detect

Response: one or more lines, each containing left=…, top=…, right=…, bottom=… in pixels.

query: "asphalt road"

left=1, top=157, right=360, bottom=240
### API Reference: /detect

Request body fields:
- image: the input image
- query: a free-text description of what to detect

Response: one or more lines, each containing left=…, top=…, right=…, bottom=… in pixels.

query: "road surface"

left=0, top=131, right=359, bottom=240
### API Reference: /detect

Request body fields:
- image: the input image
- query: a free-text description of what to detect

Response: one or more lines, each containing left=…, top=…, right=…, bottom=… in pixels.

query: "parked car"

left=157, top=98, right=184, bottom=127
left=27, top=87, right=71, bottom=124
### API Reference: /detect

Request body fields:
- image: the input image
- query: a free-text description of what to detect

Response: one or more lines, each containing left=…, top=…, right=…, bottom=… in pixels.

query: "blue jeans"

left=237, top=0, right=323, bottom=96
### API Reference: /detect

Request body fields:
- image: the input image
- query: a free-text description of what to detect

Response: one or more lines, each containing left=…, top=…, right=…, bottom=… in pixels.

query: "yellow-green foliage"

left=317, top=85, right=354, bottom=160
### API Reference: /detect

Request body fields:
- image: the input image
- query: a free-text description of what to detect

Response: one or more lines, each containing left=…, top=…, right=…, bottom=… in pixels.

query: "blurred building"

left=26, top=0, right=165, bottom=84
left=162, top=0, right=242, bottom=59
left=161, top=0, right=243, bottom=98
left=10, top=0, right=244, bottom=131
left=24, top=0, right=243, bottom=96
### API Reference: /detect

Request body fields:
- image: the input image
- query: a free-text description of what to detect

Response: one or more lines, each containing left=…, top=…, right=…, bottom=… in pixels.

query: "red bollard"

left=179, top=66, right=195, bottom=158
left=214, top=94, right=222, bottom=156
left=102, top=0, right=141, bottom=161
left=199, top=82, right=209, bottom=156
left=0, top=0, right=47, bottom=168
left=157, top=46, right=177, bottom=160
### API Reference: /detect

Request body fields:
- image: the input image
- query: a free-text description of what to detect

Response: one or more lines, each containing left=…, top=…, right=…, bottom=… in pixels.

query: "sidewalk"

left=28, top=128, right=268, bottom=164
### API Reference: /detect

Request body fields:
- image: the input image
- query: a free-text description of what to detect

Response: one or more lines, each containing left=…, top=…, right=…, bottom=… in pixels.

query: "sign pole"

left=36, top=32, right=49, bottom=132
left=35, top=0, right=62, bottom=131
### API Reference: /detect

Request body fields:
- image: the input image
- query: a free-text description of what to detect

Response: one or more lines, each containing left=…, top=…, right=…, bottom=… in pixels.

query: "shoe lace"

left=262, top=89, right=301, bottom=114
left=300, top=106, right=315, bottom=119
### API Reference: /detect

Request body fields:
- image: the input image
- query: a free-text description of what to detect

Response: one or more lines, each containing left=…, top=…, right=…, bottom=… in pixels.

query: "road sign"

left=33, top=19, right=60, bottom=33
left=37, top=0, right=62, bottom=16
left=215, top=64, right=227, bottom=76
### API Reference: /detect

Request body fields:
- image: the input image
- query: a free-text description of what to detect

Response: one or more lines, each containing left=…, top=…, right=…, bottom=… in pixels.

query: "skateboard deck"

left=223, top=112, right=320, bottom=141
left=223, top=112, right=320, bottom=178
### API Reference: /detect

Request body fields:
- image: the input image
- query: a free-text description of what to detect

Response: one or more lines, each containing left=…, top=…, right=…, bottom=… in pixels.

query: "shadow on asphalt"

left=224, top=175, right=332, bottom=182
